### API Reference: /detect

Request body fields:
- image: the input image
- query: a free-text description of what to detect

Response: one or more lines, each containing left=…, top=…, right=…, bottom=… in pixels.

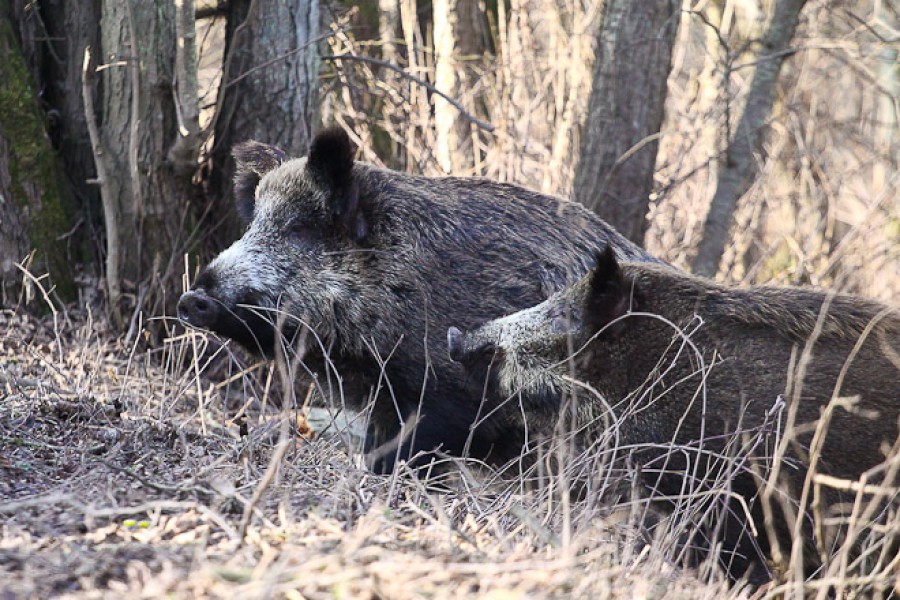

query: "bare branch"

left=322, top=53, right=496, bottom=133
left=81, top=47, right=122, bottom=328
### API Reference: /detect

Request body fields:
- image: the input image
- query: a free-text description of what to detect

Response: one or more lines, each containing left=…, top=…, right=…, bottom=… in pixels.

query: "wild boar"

left=177, top=127, right=660, bottom=473
left=448, top=247, right=900, bottom=583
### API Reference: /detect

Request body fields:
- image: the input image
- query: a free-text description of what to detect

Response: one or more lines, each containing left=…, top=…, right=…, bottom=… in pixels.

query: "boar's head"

left=447, top=246, right=632, bottom=403
left=177, top=127, right=367, bottom=358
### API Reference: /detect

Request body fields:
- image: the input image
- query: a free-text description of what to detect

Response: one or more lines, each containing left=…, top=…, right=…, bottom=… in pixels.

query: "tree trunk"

left=168, top=0, right=202, bottom=178
left=572, top=0, right=680, bottom=245
left=0, top=10, right=75, bottom=305
left=433, top=0, right=489, bottom=175
left=379, top=0, right=402, bottom=63
left=11, top=0, right=102, bottom=265
left=691, top=0, right=808, bottom=278
left=208, top=0, right=320, bottom=241
left=89, top=0, right=199, bottom=323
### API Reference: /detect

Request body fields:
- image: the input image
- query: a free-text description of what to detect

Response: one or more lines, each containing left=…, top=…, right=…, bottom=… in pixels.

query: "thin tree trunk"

left=379, top=0, right=402, bottom=63
left=691, top=0, right=808, bottom=278
left=208, top=0, right=320, bottom=231
left=872, top=6, right=897, bottom=192
left=433, top=0, right=488, bottom=175
left=375, top=0, right=408, bottom=168
left=169, top=0, right=202, bottom=178
left=572, top=0, right=680, bottom=245
left=0, top=10, right=75, bottom=304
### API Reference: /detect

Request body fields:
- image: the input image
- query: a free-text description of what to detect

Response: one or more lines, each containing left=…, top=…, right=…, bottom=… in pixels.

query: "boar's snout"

left=447, top=326, right=497, bottom=364
left=177, top=290, right=220, bottom=328
left=447, top=326, right=466, bottom=362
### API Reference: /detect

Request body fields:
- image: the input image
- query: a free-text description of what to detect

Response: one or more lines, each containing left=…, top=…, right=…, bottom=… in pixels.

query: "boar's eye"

left=285, top=218, right=320, bottom=243
left=549, top=303, right=581, bottom=335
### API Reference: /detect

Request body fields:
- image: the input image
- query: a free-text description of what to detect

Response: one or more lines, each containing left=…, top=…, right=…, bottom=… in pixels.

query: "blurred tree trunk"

left=87, top=0, right=200, bottom=325
left=572, top=0, right=680, bottom=245
left=379, top=0, right=402, bottom=62
left=0, top=9, right=75, bottom=305
left=691, top=0, right=808, bottom=278
left=433, top=0, right=489, bottom=175
left=208, top=0, right=320, bottom=243
left=873, top=13, right=897, bottom=192
left=375, top=0, right=408, bottom=169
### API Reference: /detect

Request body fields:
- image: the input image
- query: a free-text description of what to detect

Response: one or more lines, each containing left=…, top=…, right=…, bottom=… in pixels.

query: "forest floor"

left=0, top=308, right=740, bottom=599
left=1, top=307, right=895, bottom=599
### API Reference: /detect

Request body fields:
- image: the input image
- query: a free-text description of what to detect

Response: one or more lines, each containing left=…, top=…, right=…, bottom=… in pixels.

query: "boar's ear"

left=233, top=141, right=288, bottom=222
left=307, top=127, right=368, bottom=243
left=584, top=246, right=630, bottom=335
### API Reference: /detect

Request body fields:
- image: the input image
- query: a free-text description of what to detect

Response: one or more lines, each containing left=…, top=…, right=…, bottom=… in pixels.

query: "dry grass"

left=1, top=308, right=742, bottom=599
left=3, top=303, right=897, bottom=598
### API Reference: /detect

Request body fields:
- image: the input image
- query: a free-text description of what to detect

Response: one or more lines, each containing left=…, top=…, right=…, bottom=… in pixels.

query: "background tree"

left=207, top=0, right=320, bottom=246
left=80, top=0, right=201, bottom=325
left=691, top=0, right=809, bottom=277
left=1, top=0, right=895, bottom=324
left=571, top=0, right=681, bottom=245
left=0, top=7, right=75, bottom=304
left=433, top=0, right=490, bottom=175
left=4, top=0, right=320, bottom=327
left=11, top=0, right=101, bottom=246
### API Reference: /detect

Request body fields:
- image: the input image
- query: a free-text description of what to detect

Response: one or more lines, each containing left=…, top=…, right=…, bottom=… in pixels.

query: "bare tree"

left=379, top=0, right=402, bottom=63
left=0, top=8, right=75, bottom=304
left=691, top=0, right=808, bottom=277
left=572, top=0, right=680, bottom=245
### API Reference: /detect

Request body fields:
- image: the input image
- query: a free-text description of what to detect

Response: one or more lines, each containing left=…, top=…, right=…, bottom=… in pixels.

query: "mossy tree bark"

left=572, top=0, right=680, bottom=246
left=0, top=10, right=75, bottom=305
left=12, top=0, right=102, bottom=255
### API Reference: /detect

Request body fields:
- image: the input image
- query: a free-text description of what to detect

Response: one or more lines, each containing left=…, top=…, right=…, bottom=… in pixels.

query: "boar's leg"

left=364, top=395, right=514, bottom=475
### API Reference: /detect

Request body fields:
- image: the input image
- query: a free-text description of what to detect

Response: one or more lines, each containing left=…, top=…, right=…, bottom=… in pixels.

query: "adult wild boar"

left=447, top=247, right=900, bottom=583
left=177, top=127, right=659, bottom=473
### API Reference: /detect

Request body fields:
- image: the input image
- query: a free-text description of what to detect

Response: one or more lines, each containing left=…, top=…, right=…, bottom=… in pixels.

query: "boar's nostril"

left=177, top=290, right=218, bottom=327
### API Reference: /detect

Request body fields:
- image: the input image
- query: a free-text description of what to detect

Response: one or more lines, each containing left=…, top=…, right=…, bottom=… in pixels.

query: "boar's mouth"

left=178, top=289, right=271, bottom=355
left=447, top=326, right=502, bottom=365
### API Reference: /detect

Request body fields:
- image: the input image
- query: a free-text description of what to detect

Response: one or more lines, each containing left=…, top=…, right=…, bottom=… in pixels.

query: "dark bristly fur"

left=232, top=141, right=288, bottom=222
left=449, top=249, right=900, bottom=585
left=177, top=127, right=662, bottom=475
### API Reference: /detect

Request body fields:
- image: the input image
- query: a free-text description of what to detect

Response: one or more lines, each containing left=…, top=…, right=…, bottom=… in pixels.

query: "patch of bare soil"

left=0, top=309, right=780, bottom=598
